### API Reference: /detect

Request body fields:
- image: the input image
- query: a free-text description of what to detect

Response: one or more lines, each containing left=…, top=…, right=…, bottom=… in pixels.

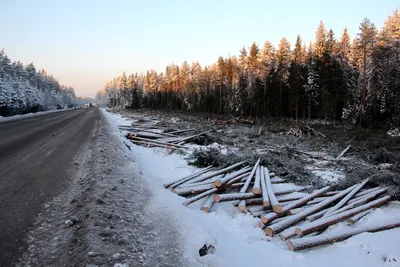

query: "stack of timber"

left=165, top=160, right=398, bottom=251
left=118, top=115, right=211, bottom=151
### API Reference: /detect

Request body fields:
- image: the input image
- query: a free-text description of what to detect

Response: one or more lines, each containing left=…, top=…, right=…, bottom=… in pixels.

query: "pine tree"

left=315, top=21, right=327, bottom=58
left=338, top=27, right=352, bottom=61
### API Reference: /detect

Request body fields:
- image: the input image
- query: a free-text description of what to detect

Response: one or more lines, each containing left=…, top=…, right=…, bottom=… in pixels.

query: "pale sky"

left=0, top=0, right=398, bottom=97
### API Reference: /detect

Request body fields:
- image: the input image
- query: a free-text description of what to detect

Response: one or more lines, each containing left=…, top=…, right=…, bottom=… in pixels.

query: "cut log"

left=129, top=136, right=188, bottom=148
left=252, top=160, right=262, bottom=195
left=305, top=208, right=330, bottom=222
left=264, top=185, right=358, bottom=236
left=213, top=166, right=251, bottom=187
left=264, top=167, right=281, bottom=213
left=336, top=144, right=351, bottom=160
left=128, top=127, right=176, bottom=137
left=182, top=170, right=250, bottom=206
left=164, top=166, right=213, bottom=188
left=323, top=191, right=341, bottom=196
left=295, top=195, right=391, bottom=236
left=174, top=130, right=213, bottom=144
left=178, top=174, right=224, bottom=188
left=279, top=226, right=298, bottom=241
left=130, top=140, right=183, bottom=150
left=166, top=128, right=195, bottom=135
left=347, top=209, right=372, bottom=225
left=353, top=187, right=381, bottom=199
left=270, top=176, right=286, bottom=183
left=260, top=186, right=331, bottom=225
left=201, top=194, right=215, bottom=213
left=214, top=192, right=255, bottom=203
left=232, top=198, right=263, bottom=207
left=239, top=159, right=260, bottom=194
left=322, top=180, right=368, bottom=218
left=260, top=166, right=270, bottom=207
left=326, top=188, right=387, bottom=217
left=127, top=131, right=165, bottom=139
left=191, top=161, right=246, bottom=184
left=288, top=218, right=400, bottom=251
left=349, top=187, right=384, bottom=204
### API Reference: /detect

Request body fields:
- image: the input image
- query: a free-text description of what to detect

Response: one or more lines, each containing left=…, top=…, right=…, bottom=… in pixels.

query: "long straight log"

left=353, top=187, right=381, bottom=199
left=164, top=166, right=213, bottom=188
left=129, top=136, right=188, bottom=148
left=128, top=127, right=176, bottom=137
left=279, top=226, right=299, bottom=241
left=260, top=186, right=331, bottom=225
left=182, top=170, right=250, bottom=206
left=178, top=174, right=224, bottom=188
left=347, top=209, right=372, bottom=225
left=201, top=194, right=215, bottom=213
left=233, top=194, right=303, bottom=207
left=336, top=144, right=351, bottom=159
left=260, top=166, right=270, bottom=207
left=173, top=130, right=213, bottom=144
left=305, top=208, right=330, bottom=222
left=326, top=188, right=387, bottom=218
left=213, top=166, right=251, bottom=187
left=127, top=131, right=165, bottom=139
left=131, top=140, right=183, bottom=149
left=295, top=195, right=391, bottom=236
left=348, top=187, right=384, bottom=205
left=264, top=167, right=281, bottom=213
left=264, top=185, right=358, bottom=236
left=322, top=180, right=368, bottom=218
left=190, top=161, right=246, bottom=184
left=214, top=192, right=255, bottom=202
left=237, top=159, right=261, bottom=212
left=270, top=176, right=286, bottom=183
left=166, top=128, right=195, bottom=135
left=288, top=218, right=400, bottom=251
left=252, top=162, right=262, bottom=195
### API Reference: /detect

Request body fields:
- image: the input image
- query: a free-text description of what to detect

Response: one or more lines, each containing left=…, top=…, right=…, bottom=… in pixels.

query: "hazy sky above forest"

left=0, top=0, right=398, bottom=97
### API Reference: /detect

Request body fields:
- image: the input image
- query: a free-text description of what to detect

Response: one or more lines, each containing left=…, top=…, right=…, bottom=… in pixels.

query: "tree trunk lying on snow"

left=322, top=180, right=368, bottom=218
left=164, top=166, right=213, bottom=188
left=182, top=172, right=249, bottom=206
left=295, top=195, right=391, bottom=236
left=214, top=192, right=255, bottom=202
left=213, top=166, right=251, bottom=187
left=260, top=186, right=331, bottom=225
left=347, top=209, right=372, bottom=225
left=237, top=159, right=260, bottom=212
left=129, top=136, right=188, bottom=148
left=260, top=166, right=270, bottom=207
left=201, top=194, right=215, bottom=213
left=264, top=167, right=281, bottom=213
left=288, top=218, right=400, bottom=251
left=253, top=164, right=262, bottom=195
left=264, top=185, right=358, bottom=236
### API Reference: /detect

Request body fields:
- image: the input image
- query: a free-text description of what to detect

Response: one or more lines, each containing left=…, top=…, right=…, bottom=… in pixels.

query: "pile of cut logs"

left=165, top=160, right=399, bottom=251
left=119, top=116, right=211, bottom=150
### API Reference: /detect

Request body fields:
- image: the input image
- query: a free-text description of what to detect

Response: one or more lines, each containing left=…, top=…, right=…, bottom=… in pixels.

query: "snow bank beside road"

left=103, top=109, right=400, bottom=267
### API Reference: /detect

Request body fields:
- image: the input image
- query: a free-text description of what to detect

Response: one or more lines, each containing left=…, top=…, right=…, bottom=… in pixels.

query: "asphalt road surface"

left=0, top=108, right=100, bottom=266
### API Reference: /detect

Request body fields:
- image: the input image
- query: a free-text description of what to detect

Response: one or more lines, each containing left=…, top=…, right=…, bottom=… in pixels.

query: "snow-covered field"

left=103, top=110, right=400, bottom=267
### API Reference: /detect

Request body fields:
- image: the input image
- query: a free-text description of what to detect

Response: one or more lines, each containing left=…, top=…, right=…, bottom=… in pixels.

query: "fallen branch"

left=336, top=144, right=351, bottom=160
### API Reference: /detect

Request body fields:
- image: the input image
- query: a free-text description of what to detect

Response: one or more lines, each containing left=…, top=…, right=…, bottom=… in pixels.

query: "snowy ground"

left=0, top=108, right=73, bottom=123
left=103, top=110, right=400, bottom=267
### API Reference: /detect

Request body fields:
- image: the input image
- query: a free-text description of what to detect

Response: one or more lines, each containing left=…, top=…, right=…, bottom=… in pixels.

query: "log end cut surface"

left=287, top=240, right=295, bottom=251
left=265, top=227, right=274, bottom=237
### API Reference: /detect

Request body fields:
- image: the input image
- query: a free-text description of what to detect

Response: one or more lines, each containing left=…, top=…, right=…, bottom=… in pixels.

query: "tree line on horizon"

left=0, top=50, right=80, bottom=117
left=97, top=8, right=400, bottom=129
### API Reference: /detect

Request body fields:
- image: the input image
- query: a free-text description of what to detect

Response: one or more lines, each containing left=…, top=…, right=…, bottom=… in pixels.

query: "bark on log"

left=270, top=176, right=286, bottom=183
left=288, top=218, right=400, bottom=251
left=130, top=140, right=183, bottom=150
left=264, top=185, right=358, bottom=236
left=347, top=210, right=372, bottom=225
left=238, top=159, right=260, bottom=213
left=279, top=226, right=298, bottom=241
left=191, top=161, right=246, bottom=185
left=349, top=187, right=384, bottom=204
left=129, top=136, right=187, bottom=148
left=201, top=194, right=215, bottom=213
left=178, top=174, right=224, bottom=188
left=126, top=131, right=165, bottom=139
left=322, top=180, right=368, bottom=218
left=214, top=192, right=255, bottom=202
left=295, top=195, right=391, bottom=236
left=213, top=166, right=251, bottom=187
left=326, top=188, right=387, bottom=218
left=173, top=130, right=213, bottom=144
left=260, top=166, right=270, bottom=207
left=164, top=166, right=213, bottom=188
left=128, top=127, right=176, bottom=137
left=166, top=128, right=195, bottom=135
left=182, top=171, right=249, bottom=206
left=264, top=167, right=281, bottom=213
left=252, top=162, right=262, bottom=195
left=260, top=186, right=331, bottom=225
left=353, top=187, right=381, bottom=199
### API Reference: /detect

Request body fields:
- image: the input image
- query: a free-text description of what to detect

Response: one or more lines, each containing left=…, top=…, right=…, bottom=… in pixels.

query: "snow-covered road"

left=18, top=109, right=187, bottom=266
